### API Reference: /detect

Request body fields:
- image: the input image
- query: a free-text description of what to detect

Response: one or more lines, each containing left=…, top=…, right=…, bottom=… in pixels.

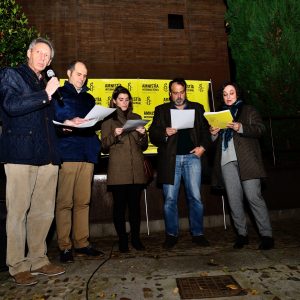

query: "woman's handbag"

left=143, top=157, right=154, bottom=184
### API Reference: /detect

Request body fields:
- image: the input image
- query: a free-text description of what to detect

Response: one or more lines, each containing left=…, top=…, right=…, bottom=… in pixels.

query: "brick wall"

left=17, top=0, right=230, bottom=94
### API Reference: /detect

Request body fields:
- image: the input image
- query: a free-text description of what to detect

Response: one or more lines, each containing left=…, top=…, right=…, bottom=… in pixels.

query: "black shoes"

left=74, top=245, right=105, bottom=257
left=118, top=234, right=145, bottom=252
left=192, top=235, right=210, bottom=247
left=60, top=248, right=74, bottom=263
left=119, top=244, right=129, bottom=253
left=131, top=239, right=145, bottom=251
left=233, top=235, right=274, bottom=250
left=233, top=235, right=249, bottom=249
left=164, top=234, right=210, bottom=249
left=259, top=236, right=274, bottom=250
left=118, top=235, right=129, bottom=253
left=163, top=234, right=178, bottom=249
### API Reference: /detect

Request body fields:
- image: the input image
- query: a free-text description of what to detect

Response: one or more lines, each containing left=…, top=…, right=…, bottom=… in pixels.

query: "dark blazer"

left=212, top=104, right=267, bottom=188
left=54, top=81, right=101, bottom=164
left=0, top=64, right=60, bottom=165
left=149, top=100, right=211, bottom=184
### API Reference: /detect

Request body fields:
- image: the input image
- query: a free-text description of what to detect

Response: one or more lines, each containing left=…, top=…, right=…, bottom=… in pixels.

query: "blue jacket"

left=0, top=64, right=60, bottom=165
left=54, top=81, right=101, bottom=163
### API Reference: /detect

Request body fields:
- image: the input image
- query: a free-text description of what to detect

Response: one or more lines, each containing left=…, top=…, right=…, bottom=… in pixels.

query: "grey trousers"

left=222, top=161, right=272, bottom=237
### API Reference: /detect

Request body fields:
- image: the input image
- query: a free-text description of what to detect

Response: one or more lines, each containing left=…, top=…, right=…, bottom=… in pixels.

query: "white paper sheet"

left=53, top=105, right=116, bottom=128
left=171, top=109, right=195, bottom=129
left=123, top=119, right=149, bottom=131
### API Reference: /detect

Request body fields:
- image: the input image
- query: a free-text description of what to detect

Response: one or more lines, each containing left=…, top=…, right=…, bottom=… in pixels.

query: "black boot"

left=129, top=211, right=144, bottom=250
left=118, top=234, right=129, bottom=253
left=259, top=236, right=274, bottom=250
left=131, top=235, right=145, bottom=251
left=113, top=211, right=129, bottom=252
left=113, top=220, right=129, bottom=253
left=233, top=235, right=249, bottom=249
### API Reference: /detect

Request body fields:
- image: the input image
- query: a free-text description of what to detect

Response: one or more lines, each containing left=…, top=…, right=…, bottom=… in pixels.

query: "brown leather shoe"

left=13, top=271, right=39, bottom=286
left=31, top=263, right=65, bottom=277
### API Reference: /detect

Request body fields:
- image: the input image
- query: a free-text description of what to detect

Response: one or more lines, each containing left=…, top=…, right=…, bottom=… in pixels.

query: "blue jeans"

left=163, top=154, right=204, bottom=237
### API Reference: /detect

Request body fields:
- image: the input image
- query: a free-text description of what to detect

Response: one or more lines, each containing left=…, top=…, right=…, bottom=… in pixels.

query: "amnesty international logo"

left=142, top=83, right=159, bottom=92
left=146, top=96, right=151, bottom=106
left=187, top=84, right=194, bottom=93
left=105, top=83, right=122, bottom=91
left=60, top=78, right=210, bottom=154
left=198, top=83, right=204, bottom=93
left=88, top=82, right=94, bottom=92
left=133, top=97, right=141, bottom=105
left=127, top=82, right=132, bottom=91
left=163, top=83, right=168, bottom=92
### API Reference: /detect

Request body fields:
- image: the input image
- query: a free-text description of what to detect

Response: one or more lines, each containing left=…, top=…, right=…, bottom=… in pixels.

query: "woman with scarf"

left=210, top=82, right=274, bottom=250
left=101, top=86, right=148, bottom=253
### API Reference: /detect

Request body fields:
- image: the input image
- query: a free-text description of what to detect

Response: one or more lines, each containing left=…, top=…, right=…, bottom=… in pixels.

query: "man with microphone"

left=0, top=37, right=65, bottom=286
left=54, top=61, right=103, bottom=263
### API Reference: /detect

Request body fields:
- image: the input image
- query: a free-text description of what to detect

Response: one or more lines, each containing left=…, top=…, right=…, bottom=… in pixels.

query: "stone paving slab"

left=0, top=218, right=299, bottom=300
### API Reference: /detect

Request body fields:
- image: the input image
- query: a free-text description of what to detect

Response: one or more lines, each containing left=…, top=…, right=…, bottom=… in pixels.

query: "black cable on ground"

left=86, top=241, right=117, bottom=300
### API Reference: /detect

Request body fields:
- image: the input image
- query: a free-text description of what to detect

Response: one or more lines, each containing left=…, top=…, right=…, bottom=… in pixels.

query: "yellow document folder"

left=203, top=110, right=233, bottom=129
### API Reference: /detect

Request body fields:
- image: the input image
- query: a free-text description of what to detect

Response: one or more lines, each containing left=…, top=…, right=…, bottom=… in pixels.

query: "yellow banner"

left=60, top=79, right=211, bottom=154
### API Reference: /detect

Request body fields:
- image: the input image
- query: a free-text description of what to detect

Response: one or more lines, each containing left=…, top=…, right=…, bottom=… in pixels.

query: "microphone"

left=46, top=69, right=63, bottom=102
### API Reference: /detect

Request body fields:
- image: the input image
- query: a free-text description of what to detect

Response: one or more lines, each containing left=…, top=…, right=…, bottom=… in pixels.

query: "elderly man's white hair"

left=28, top=37, right=55, bottom=60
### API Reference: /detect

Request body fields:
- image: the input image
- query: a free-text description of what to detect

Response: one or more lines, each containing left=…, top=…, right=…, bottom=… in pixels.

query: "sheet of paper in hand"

left=203, top=110, right=233, bottom=129
left=171, top=109, right=195, bottom=129
left=53, top=105, right=116, bottom=128
left=122, top=119, right=149, bottom=131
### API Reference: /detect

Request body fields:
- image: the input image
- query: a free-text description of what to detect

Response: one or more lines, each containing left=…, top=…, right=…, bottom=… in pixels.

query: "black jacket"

left=212, top=104, right=267, bottom=188
left=54, top=81, right=101, bottom=163
left=149, top=100, right=211, bottom=184
left=0, top=64, right=60, bottom=165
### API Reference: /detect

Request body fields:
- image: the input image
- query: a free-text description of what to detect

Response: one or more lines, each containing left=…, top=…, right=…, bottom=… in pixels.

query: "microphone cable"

left=85, top=240, right=117, bottom=300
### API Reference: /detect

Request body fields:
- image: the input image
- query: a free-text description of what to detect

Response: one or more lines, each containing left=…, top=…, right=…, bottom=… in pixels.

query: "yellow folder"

left=203, top=110, right=233, bottom=129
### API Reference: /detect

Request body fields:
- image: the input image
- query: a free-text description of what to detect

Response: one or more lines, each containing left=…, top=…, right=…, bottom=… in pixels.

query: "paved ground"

left=0, top=216, right=299, bottom=300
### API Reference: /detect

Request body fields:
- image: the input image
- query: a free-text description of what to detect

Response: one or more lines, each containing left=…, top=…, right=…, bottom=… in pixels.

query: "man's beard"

left=174, top=98, right=186, bottom=106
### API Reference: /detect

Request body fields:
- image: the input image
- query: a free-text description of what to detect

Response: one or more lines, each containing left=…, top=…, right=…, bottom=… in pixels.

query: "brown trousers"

left=55, top=162, right=94, bottom=250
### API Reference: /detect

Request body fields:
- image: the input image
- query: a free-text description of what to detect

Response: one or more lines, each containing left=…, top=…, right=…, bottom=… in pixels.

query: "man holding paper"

left=149, top=78, right=211, bottom=249
left=54, top=61, right=104, bottom=263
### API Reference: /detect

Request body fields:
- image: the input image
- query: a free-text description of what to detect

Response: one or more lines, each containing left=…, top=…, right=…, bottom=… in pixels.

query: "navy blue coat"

left=54, top=81, right=101, bottom=163
left=0, top=64, right=60, bottom=165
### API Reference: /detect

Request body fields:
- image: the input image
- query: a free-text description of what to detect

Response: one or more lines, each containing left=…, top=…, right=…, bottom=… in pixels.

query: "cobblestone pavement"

left=0, top=217, right=299, bottom=300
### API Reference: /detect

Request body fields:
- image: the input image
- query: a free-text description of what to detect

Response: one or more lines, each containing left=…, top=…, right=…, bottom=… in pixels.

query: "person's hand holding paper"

left=203, top=110, right=233, bottom=129
left=122, top=119, right=149, bottom=132
left=53, top=105, right=116, bottom=128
